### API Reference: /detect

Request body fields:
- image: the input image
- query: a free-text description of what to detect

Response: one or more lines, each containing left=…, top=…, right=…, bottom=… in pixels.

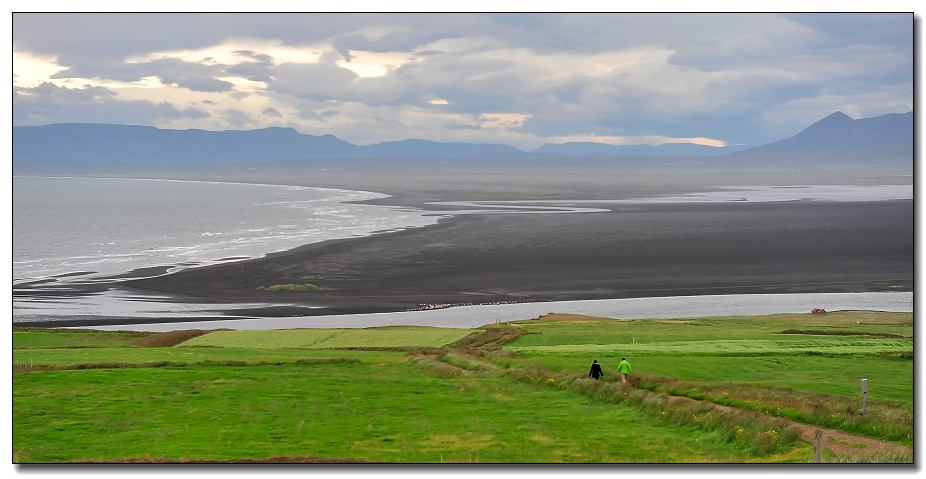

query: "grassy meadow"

left=12, top=310, right=913, bottom=464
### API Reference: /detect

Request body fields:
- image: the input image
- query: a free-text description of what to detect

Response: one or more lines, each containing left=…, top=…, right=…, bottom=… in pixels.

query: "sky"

left=11, top=12, right=915, bottom=151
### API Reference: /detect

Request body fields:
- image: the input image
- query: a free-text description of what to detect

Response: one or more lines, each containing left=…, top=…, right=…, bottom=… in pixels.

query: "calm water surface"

left=78, top=291, right=914, bottom=332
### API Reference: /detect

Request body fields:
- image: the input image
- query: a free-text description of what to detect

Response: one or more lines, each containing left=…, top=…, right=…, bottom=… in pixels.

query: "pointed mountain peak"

left=818, top=111, right=854, bottom=123
left=797, top=111, right=855, bottom=136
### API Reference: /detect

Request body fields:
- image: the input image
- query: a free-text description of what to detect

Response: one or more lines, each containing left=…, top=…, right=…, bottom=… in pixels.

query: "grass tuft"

left=257, top=283, right=322, bottom=292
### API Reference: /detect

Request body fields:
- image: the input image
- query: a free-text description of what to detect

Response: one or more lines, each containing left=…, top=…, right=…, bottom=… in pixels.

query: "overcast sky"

left=12, top=12, right=914, bottom=151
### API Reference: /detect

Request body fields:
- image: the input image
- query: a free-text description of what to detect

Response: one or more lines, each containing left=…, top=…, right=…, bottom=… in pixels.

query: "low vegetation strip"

left=778, top=329, right=908, bottom=339
left=179, top=326, right=478, bottom=349
left=505, top=312, right=912, bottom=348
left=13, top=345, right=406, bottom=368
left=76, top=455, right=375, bottom=463
left=13, top=357, right=361, bottom=373
left=631, top=375, right=912, bottom=444
left=12, top=328, right=227, bottom=349
left=13, top=328, right=154, bottom=349
left=130, top=329, right=226, bottom=347
left=506, top=338, right=913, bottom=357
left=446, top=323, right=530, bottom=350
left=256, top=283, right=322, bottom=291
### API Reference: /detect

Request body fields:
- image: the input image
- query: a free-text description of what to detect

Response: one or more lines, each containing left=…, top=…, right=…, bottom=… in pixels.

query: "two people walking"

left=588, top=357, right=632, bottom=384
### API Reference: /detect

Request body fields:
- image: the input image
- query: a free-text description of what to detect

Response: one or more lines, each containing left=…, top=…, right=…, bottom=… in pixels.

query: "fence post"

left=814, top=430, right=823, bottom=463
left=861, top=378, right=868, bottom=416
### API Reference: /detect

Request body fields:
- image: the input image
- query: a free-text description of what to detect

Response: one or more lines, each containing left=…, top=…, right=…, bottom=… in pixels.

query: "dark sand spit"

left=98, top=199, right=912, bottom=321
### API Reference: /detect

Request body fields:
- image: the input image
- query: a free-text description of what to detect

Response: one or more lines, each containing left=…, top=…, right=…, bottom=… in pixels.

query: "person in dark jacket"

left=588, top=360, right=604, bottom=380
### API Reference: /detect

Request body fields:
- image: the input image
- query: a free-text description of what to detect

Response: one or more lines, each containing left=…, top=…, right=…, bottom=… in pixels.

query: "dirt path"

left=659, top=392, right=911, bottom=460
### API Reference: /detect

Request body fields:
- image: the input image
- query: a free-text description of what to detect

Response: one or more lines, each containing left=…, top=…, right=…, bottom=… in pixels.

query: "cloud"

left=14, top=81, right=211, bottom=125
left=270, top=57, right=360, bottom=102
left=11, top=13, right=914, bottom=149
left=781, top=12, right=913, bottom=49
left=49, top=57, right=236, bottom=93
left=224, top=51, right=276, bottom=83
left=153, top=60, right=237, bottom=93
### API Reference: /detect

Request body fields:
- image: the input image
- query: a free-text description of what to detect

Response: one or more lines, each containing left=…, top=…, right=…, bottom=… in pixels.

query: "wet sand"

left=89, top=198, right=913, bottom=323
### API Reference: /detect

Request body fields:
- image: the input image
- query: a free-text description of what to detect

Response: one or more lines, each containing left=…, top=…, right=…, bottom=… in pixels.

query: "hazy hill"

left=12, top=111, right=913, bottom=176
left=731, top=111, right=912, bottom=167
left=11, top=123, right=358, bottom=165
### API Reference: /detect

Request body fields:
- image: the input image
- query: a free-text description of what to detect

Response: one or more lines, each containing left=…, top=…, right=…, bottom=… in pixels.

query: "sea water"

left=13, top=176, right=440, bottom=285
left=78, top=291, right=914, bottom=332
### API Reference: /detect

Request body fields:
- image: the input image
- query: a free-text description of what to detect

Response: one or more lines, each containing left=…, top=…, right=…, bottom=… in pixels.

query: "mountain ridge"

left=12, top=111, right=912, bottom=173
left=732, top=111, right=912, bottom=159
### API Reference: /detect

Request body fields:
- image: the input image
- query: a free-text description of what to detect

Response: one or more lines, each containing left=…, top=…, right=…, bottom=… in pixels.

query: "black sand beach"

left=105, top=198, right=912, bottom=320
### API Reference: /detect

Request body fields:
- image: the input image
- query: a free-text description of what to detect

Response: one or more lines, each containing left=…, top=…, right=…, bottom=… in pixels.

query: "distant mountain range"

left=12, top=111, right=912, bottom=173
left=731, top=111, right=913, bottom=161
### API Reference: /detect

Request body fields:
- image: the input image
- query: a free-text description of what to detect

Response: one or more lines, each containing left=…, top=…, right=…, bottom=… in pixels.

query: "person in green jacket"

left=618, top=357, right=632, bottom=384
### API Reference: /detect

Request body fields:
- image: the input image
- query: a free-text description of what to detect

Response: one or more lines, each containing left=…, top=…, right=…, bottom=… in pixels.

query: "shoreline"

left=16, top=291, right=914, bottom=331
left=15, top=197, right=913, bottom=328
left=13, top=176, right=434, bottom=291
left=13, top=176, right=914, bottom=329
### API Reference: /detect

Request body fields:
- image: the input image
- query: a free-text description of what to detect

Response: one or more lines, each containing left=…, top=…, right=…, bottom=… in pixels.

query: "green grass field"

left=12, top=310, right=913, bottom=463
left=179, top=326, right=476, bottom=349
left=504, top=312, right=913, bottom=407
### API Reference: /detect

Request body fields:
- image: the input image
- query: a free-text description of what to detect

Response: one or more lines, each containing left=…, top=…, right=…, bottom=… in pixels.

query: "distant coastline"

left=14, top=175, right=913, bottom=329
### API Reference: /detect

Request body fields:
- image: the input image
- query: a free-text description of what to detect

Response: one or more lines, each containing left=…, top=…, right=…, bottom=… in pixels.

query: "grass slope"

left=179, top=326, right=476, bottom=349
left=12, top=311, right=913, bottom=463
left=14, top=361, right=754, bottom=463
